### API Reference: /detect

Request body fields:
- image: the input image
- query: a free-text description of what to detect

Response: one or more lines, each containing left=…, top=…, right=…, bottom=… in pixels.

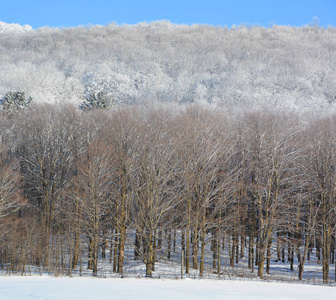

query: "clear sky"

left=1, top=0, right=335, bottom=29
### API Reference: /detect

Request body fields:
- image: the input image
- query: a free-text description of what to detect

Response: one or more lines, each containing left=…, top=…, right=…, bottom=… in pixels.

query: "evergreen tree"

left=79, top=92, right=112, bottom=110
left=0, top=91, right=32, bottom=110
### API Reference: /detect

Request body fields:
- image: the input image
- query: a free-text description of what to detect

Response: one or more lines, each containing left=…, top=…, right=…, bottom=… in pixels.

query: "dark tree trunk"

left=266, top=240, right=271, bottom=275
left=134, top=229, right=141, bottom=261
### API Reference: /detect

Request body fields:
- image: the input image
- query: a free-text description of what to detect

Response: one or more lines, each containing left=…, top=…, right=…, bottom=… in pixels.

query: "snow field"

left=0, top=276, right=335, bottom=300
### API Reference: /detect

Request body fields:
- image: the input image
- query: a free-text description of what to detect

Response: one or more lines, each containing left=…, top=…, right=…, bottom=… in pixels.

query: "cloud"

left=0, top=21, right=33, bottom=33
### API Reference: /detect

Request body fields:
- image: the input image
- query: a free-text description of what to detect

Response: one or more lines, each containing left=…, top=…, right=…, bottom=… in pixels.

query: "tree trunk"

left=181, top=230, right=185, bottom=263
left=266, top=240, right=272, bottom=275
left=297, top=248, right=305, bottom=281
left=192, top=228, right=198, bottom=270
left=134, top=229, right=141, bottom=261
left=217, top=230, right=221, bottom=275
left=258, top=249, right=265, bottom=278
left=88, top=238, right=93, bottom=270
left=92, top=237, right=98, bottom=276
left=152, top=231, right=156, bottom=271
left=212, top=230, right=217, bottom=269
left=113, top=231, right=118, bottom=273
left=186, top=229, right=190, bottom=273
left=72, top=230, right=80, bottom=269
left=289, top=245, right=294, bottom=272
left=248, top=235, right=253, bottom=270
left=109, top=234, right=113, bottom=264
left=235, top=234, right=239, bottom=264
left=229, top=235, right=234, bottom=267
left=199, top=229, right=205, bottom=277
left=145, top=237, right=154, bottom=277
left=322, top=224, right=330, bottom=284
left=167, top=229, right=171, bottom=260
left=276, top=232, right=281, bottom=262
left=240, top=234, right=245, bottom=259
left=118, top=225, right=126, bottom=274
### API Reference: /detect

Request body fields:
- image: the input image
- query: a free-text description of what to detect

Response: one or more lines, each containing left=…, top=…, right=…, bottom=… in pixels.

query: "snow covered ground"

left=0, top=276, right=335, bottom=300
left=1, top=233, right=334, bottom=284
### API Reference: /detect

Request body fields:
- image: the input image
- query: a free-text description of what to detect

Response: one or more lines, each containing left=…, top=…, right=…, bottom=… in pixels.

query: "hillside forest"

left=0, top=22, right=336, bottom=283
left=0, top=21, right=335, bottom=108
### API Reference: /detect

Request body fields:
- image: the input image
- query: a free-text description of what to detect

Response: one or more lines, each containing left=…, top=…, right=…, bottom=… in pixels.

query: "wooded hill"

left=1, top=21, right=336, bottom=283
left=0, top=21, right=335, bottom=108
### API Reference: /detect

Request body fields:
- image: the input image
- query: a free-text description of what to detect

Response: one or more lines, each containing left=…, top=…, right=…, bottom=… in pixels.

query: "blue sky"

left=1, top=0, right=335, bottom=29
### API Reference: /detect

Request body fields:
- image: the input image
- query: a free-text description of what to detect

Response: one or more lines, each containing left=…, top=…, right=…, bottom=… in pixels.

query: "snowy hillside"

left=0, top=21, right=335, bottom=108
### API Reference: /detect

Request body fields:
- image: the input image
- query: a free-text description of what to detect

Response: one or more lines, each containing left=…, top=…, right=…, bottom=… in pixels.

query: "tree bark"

left=118, top=224, right=126, bottom=274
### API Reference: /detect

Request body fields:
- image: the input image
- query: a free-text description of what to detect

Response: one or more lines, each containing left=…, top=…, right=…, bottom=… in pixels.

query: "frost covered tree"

left=1, top=22, right=336, bottom=108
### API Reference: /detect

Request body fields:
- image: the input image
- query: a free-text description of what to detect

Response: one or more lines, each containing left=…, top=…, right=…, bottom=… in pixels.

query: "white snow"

left=0, top=276, right=335, bottom=300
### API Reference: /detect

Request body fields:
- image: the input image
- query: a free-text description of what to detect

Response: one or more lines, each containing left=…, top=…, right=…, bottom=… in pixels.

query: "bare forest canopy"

left=1, top=21, right=336, bottom=108
left=1, top=104, right=336, bottom=283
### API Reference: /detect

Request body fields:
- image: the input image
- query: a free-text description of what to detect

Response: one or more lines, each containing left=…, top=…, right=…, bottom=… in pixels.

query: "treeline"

left=1, top=21, right=336, bottom=108
left=0, top=104, right=336, bottom=282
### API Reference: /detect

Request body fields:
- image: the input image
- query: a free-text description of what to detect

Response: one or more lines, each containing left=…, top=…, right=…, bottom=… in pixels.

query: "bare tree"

left=303, top=116, right=336, bottom=283
left=130, top=113, right=181, bottom=277
left=75, top=139, right=114, bottom=276
left=0, top=154, right=24, bottom=240
left=104, top=108, right=142, bottom=274
left=17, top=105, right=81, bottom=267
left=242, top=111, right=300, bottom=278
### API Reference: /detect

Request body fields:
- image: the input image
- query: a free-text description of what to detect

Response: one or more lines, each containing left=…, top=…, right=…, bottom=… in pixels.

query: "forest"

left=0, top=22, right=336, bottom=283
left=0, top=103, right=336, bottom=283
left=0, top=21, right=335, bottom=108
